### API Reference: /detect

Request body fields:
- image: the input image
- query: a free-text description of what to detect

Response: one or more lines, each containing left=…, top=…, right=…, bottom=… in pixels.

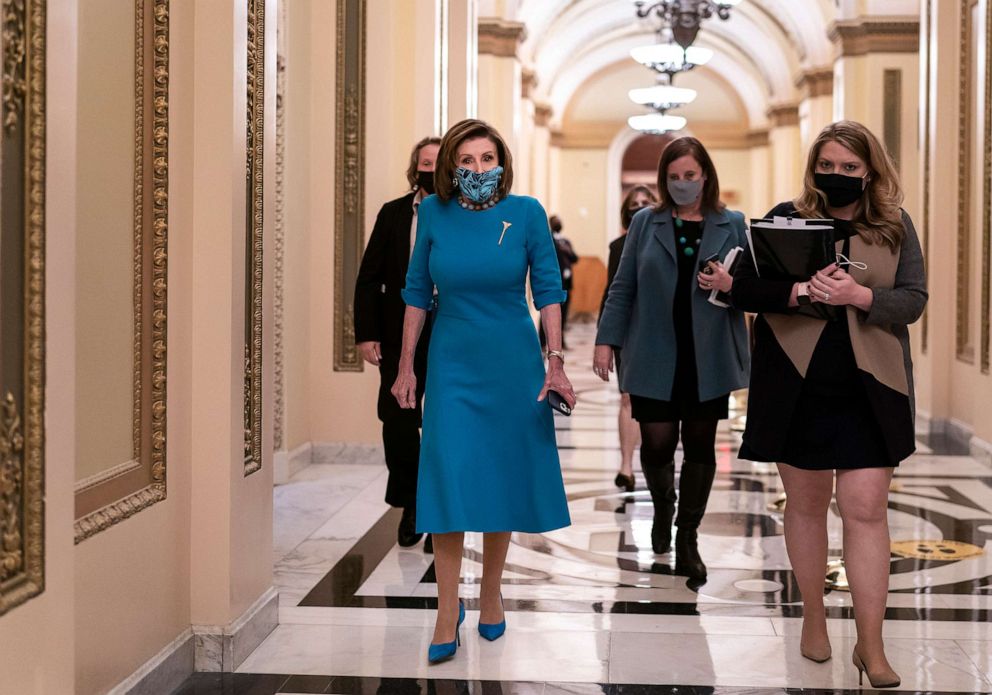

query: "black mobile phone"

left=699, top=253, right=720, bottom=273
left=548, top=389, right=572, bottom=416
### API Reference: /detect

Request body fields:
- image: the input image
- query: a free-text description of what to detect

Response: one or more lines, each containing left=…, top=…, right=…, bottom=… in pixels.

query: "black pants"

left=377, top=341, right=428, bottom=509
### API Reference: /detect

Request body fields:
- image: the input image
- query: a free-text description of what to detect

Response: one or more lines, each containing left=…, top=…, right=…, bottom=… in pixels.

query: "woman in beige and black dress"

left=733, top=121, right=927, bottom=689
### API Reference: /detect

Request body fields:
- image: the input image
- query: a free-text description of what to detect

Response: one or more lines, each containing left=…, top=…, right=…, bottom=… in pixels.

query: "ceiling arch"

left=545, top=27, right=771, bottom=127
left=566, top=59, right=748, bottom=126
left=510, top=0, right=837, bottom=128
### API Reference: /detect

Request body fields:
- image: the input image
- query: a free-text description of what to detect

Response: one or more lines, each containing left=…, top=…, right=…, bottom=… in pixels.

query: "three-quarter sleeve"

left=863, top=211, right=928, bottom=326
left=401, top=201, right=435, bottom=310
left=526, top=199, right=566, bottom=309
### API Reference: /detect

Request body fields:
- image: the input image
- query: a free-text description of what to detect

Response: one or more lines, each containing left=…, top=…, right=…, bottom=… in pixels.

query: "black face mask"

left=622, top=204, right=649, bottom=230
left=814, top=172, right=866, bottom=208
left=416, top=170, right=436, bottom=195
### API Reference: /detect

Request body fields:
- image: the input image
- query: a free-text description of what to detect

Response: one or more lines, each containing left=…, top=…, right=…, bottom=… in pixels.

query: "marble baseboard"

left=311, top=441, right=384, bottom=466
left=970, top=432, right=992, bottom=467
left=106, top=628, right=193, bottom=695
left=275, top=442, right=386, bottom=484
left=193, top=586, right=279, bottom=672
left=274, top=442, right=313, bottom=485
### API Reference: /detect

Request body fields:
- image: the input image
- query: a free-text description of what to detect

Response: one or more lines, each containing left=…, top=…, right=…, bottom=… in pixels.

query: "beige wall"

left=0, top=1, right=78, bottom=691
left=555, top=148, right=609, bottom=258
left=74, top=0, right=136, bottom=482
left=709, top=148, right=755, bottom=219
left=73, top=1, right=277, bottom=691
left=282, top=0, right=314, bottom=453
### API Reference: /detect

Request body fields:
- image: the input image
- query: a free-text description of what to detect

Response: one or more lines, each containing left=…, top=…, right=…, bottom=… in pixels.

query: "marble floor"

left=176, top=322, right=992, bottom=695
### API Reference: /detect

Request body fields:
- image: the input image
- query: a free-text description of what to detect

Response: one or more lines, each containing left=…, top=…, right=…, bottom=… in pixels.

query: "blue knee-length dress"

left=402, top=194, right=571, bottom=534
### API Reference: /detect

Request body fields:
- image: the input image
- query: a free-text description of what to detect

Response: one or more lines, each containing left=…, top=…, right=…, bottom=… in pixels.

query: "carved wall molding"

left=0, top=0, right=44, bottom=614
left=747, top=129, right=770, bottom=148
left=982, top=0, right=991, bottom=373
left=244, top=0, right=265, bottom=475
left=521, top=68, right=537, bottom=99
left=534, top=102, right=552, bottom=128
left=477, top=18, right=525, bottom=58
left=922, top=0, right=932, bottom=354
left=273, top=0, right=286, bottom=451
left=767, top=103, right=800, bottom=128
left=829, top=17, right=920, bottom=57
left=74, top=0, right=169, bottom=544
left=795, top=67, right=834, bottom=99
left=956, top=0, right=974, bottom=363
left=883, top=69, right=902, bottom=170
left=334, top=0, right=365, bottom=372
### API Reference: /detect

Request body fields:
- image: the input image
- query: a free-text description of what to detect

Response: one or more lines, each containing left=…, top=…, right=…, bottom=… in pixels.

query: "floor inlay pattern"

left=179, top=323, right=992, bottom=694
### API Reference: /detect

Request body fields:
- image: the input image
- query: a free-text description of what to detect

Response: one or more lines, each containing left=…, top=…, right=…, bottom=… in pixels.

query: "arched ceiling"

left=567, top=60, right=746, bottom=125
left=494, top=0, right=839, bottom=129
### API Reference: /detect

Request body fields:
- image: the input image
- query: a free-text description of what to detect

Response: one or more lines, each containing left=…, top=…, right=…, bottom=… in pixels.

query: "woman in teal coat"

left=594, top=136, right=750, bottom=582
left=392, top=119, right=574, bottom=664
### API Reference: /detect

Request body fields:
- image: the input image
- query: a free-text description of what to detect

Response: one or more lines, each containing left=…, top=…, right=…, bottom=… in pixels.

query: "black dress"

left=630, top=219, right=730, bottom=423
left=776, top=219, right=896, bottom=469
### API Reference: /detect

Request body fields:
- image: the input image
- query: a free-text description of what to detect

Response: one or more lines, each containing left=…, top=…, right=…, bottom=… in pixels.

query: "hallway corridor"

left=176, top=325, right=992, bottom=694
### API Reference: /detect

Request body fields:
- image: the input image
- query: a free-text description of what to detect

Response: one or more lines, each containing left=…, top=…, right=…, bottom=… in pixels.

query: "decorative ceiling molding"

left=767, top=103, right=800, bottom=128
left=478, top=18, right=526, bottom=57
left=829, top=17, right=920, bottom=57
left=522, top=67, right=538, bottom=99
left=534, top=102, right=553, bottom=127
left=796, top=66, right=834, bottom=99
left=747, top=128, right=771, bottom=147
left=552, top=119, right=752, bottom=150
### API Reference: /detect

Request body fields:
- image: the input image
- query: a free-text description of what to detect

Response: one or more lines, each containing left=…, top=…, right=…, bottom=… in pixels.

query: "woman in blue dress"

left=391, top=119, right=574, bottom=664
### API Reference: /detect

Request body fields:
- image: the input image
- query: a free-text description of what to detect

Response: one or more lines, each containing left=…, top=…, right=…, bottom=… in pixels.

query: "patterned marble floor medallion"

left=260, top=323, right=992, bottom=691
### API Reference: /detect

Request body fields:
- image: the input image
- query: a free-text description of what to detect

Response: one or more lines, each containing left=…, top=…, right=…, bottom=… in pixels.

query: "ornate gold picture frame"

left=0, top=0, right=46, bottom=615
left=74, top=0, right=169, bottom=543
left=244, top=0, right=265, bottom=476
left=333, top=0, right=365, bottom=372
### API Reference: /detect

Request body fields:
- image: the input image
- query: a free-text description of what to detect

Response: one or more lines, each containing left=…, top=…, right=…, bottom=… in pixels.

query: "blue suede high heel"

left=478, top=594, right=506, bottom=641
left=427, top=600, right=466, bottom=664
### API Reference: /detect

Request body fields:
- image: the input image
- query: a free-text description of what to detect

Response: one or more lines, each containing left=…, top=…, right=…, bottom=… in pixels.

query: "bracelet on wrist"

left=546, top=349, right=565, bottom=364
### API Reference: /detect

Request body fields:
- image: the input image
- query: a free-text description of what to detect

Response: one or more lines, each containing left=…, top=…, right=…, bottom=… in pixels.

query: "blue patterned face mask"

left=455, top=166, right=503, bottom=203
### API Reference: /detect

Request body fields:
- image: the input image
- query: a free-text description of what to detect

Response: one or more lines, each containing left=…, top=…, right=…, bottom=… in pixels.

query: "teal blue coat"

left=596, top=206, right=751, bottom=402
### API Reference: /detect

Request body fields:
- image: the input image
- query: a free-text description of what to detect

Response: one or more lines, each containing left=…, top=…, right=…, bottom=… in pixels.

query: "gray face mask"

left=667, top=178, right=704, bottom=206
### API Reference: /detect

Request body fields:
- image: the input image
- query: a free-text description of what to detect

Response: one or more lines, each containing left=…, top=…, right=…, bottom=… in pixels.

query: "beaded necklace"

left=673, top=209, right=704, bottom=257
left=458, top=193, right=501, bottom=211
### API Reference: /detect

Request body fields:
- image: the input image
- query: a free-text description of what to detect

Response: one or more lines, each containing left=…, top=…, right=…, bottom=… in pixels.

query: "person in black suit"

left=354, top=136, right=440, bottom=549
left=540, top=215, right=578, bottom=348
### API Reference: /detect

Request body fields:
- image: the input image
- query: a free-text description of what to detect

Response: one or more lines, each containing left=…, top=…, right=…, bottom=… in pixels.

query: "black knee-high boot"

left=675, top=462, right=716, bottom=580
left=641, top=459, right=676, bottom=554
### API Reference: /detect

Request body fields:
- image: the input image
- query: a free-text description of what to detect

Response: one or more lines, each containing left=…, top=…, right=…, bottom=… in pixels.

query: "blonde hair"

left=434, top=119, right=514, bottom=202
left=405, top=136, right=441, bottom=189
left=795, top=121, right=904, bottom=249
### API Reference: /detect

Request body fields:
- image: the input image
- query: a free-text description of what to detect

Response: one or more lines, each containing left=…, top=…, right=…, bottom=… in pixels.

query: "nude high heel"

left=852, top=648, right=901, bottom=689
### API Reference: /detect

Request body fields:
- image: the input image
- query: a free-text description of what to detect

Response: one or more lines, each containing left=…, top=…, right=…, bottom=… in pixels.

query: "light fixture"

left=630, top=43, right=713, bottom=74
left=627, top=113, right=687, bottom=133
left=629, top=84, right=697, bottom=109
left=634, top=0, right=742, bottom=49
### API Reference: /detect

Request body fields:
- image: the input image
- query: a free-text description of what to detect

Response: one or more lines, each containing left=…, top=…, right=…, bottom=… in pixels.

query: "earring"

left=452, top=177, right=458, bottom=186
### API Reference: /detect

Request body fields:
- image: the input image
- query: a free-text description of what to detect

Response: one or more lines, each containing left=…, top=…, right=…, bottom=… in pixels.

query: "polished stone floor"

left=176, top=323, right=992, bottom=694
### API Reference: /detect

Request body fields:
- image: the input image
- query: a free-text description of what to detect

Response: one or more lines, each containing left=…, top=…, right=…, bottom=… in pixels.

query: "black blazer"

left=599, top=234, right=627, bottom=318
left=354, top=192, right=429, bottom=348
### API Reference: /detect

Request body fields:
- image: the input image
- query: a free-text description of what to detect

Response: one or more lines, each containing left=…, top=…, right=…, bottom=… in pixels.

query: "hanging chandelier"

left=634, top=0, right=742, bottom=49
left=629, top=83, right=697, bottom=110
left=630, top=43, right=713, bottom=76
left=627, top=112, right=687, bottom=133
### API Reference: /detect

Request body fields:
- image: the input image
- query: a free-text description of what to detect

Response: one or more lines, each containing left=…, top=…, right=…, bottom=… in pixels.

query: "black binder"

left=747, top=217, right=838, bottom=320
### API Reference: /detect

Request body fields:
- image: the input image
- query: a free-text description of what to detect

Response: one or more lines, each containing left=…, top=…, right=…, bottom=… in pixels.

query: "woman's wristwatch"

left=546, top=349, right=565, bottom=363
left=797, top=282, right=812, bottom=306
